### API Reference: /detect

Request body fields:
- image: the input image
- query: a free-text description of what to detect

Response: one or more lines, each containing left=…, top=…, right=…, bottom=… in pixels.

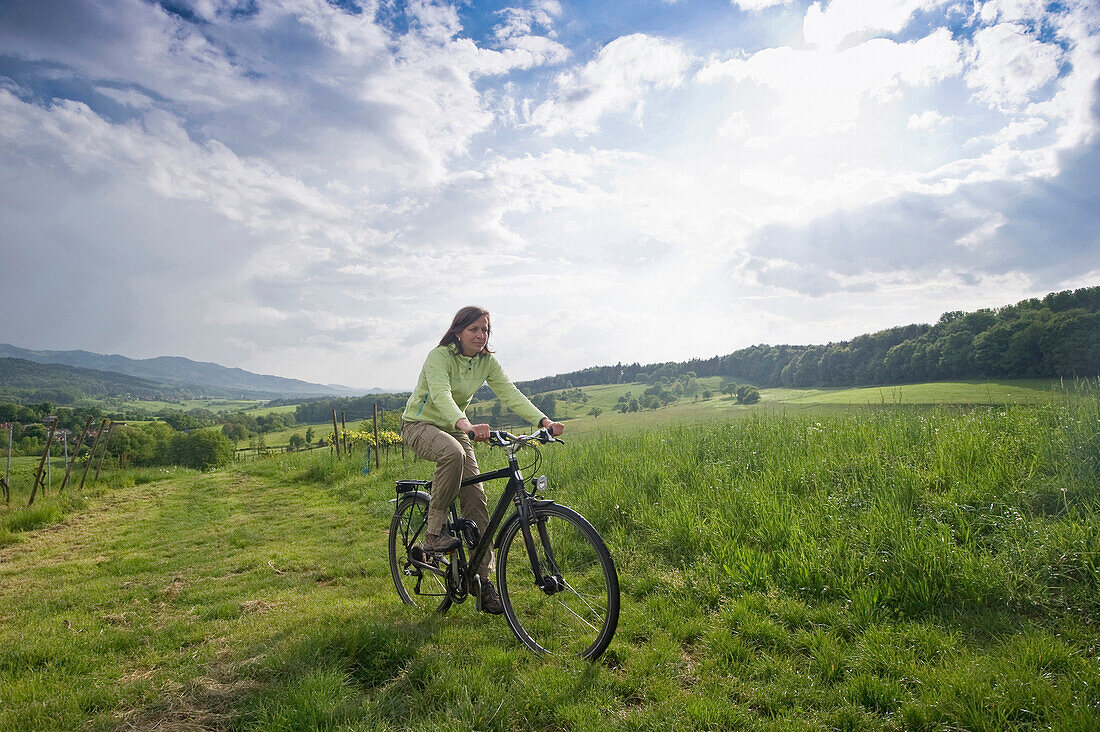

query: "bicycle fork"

left=516, top=498, right=565, bottom=595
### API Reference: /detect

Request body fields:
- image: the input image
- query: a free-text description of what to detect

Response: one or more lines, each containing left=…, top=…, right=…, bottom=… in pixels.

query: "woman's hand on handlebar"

left=540, top=418, right=565, bottom=437
left=457, top=418, right=491, bottom=442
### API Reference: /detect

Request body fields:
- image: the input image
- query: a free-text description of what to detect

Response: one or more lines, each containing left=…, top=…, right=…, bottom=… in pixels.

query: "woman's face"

left=456, top=315, right=489, bottom=356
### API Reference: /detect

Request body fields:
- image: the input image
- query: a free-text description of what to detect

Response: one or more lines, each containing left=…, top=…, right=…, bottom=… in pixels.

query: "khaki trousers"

left=401, top=421, right=492, bottom=575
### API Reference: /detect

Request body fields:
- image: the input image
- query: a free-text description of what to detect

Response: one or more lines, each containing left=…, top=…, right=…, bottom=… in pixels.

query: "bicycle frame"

left=392, top=428, right=619, bottom=658
left=402, top=442, right=561, bottom=603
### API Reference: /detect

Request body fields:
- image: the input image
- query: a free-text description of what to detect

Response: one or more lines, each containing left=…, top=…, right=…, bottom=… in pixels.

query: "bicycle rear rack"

left=395, top=479, right=430, bottom=495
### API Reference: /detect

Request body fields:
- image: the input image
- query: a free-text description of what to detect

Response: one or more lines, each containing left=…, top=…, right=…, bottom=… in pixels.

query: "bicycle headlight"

left=533, top=475, right=549, bottom=492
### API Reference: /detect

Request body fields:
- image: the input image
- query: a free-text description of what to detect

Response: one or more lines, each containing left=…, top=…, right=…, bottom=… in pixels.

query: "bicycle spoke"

left=389, top=494, right=451, bottom=611
left=560, top=579, right=605, bottom=625
left=498, top=504, right=619, bottom=659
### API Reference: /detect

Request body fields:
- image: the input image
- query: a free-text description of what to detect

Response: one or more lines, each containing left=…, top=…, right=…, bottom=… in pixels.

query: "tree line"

left=265, top=286, right=1099, bottom=426
left=292, top=393, right=411, bottom=424
left=516, top=286, right=1100, bottom=391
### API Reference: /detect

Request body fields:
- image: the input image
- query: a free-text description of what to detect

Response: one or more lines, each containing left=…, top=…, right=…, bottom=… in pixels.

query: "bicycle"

left=388, top=427, right=620, bottom=660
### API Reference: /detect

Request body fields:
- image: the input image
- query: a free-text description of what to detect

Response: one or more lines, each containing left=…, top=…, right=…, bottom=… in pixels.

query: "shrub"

left=172, top=430, right=235, bottom=471
left=736, top=385, right=761, bottom=404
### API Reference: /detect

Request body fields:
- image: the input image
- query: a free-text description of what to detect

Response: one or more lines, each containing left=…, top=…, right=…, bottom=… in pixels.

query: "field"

left=71, top=397, right=272, bottom=415
left=2, top=384, right=1098, bottom=730
left=145, top=379, right=1066, bottom=455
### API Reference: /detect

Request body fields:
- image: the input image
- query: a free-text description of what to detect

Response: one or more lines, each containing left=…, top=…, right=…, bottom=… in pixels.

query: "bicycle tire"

left=497, top=503, right=619, bottom=659
left=389, top=493, right=452, bottom=613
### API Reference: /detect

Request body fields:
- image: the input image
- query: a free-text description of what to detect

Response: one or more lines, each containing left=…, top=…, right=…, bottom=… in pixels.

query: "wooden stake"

left=331, top=410, right=341, bottom=458
left=373, top=404, right=380, bottom=470
left=341, top=412, right=349, bottom=456
left=94, top=422, right=115, bottom=481
left=5, top=422, right=12, bottom=491
left=79, top=418, right=110, bottom=491
left=28, top=417, right=58, bottom=506
left=0, top=475, right=9, bottom=503
left=60, top=416, right=94, bottom=493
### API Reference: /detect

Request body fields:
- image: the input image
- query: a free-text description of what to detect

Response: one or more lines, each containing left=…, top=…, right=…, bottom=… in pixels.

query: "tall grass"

left=551, top=399, right=1099, bottom=624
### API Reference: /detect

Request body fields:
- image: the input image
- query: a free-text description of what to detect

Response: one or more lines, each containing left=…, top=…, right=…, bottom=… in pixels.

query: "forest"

left=517, top=286, right=1100, bottom=393
left=287, top=287, right=1099, bottom=422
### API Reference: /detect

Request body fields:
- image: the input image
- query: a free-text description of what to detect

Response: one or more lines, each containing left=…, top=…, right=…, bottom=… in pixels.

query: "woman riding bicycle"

left=401, top=306, right=564, bottom=614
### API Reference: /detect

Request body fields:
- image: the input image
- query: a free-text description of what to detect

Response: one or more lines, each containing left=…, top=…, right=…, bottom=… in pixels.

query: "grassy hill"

left=2, top=393, right=1098, bottom=729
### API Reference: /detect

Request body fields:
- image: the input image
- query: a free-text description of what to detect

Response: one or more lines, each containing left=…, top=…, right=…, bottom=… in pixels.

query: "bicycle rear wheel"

left=497, top=503, right=619, bottom=659
left=389, top=493, right=452, bottom=612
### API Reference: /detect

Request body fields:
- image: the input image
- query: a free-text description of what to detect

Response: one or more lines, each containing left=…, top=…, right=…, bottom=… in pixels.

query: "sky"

left=1, top=0, right=1098, bottom=391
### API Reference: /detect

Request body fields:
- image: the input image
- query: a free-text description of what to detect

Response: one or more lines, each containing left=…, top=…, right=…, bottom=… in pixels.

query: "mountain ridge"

left=0, top=344, right=379, bottom=398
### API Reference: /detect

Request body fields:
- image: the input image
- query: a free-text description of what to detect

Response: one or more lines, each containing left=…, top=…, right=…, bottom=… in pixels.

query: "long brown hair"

left=438, top=306, right=493, bottom=354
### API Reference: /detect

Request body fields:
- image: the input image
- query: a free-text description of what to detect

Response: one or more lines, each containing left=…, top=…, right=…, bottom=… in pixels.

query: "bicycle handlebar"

left=466, top=427, right=565, bottom=446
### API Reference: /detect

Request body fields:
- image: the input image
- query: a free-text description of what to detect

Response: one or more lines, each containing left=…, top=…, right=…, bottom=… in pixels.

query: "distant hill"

left=0, top=344, right=371, bottom=399
left=0, top=357, right=203, bottom=404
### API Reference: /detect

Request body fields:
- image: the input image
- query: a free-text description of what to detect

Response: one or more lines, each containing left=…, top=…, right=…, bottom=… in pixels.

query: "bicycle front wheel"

left=389, top=493, right=452, bottom=613
left=497, top=503, right=619, bottom=659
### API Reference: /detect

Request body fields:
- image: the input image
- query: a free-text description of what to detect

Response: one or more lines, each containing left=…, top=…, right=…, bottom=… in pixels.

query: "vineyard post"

left=93, top=422, right=116, bottom=481
left=341, top=412, right=349, bottom=456
left=373, top=404, right=380, bottom=470
left=5, top=422, right=12, bottom=488
left=1, top=422, right=9, bottom=502
left=28, top=417, right=58, bottom=506
left=331, top=410, right=341, bottom=458
left=79, top=418, right=110, bottom=491
left=59, top=416, right=93, bottom=490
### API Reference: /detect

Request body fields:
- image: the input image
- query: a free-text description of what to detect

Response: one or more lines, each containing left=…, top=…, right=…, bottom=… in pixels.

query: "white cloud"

left=992, top=116, right=1048, bottom=143
left=955, top=210, right=1006, bottom=251
left=978, top=0, right=1050, bottom=24
left=495, top=1, right=563, bottom=42
left=803, top=0, right=948, bottom=51
left=530, top=34, right=692, bottom=136
left=907, top=109, right=948, bottom=130
left=94, top=86, right=156, bottom=109
left=699, top=29, right=961, bottom=133
left=732, top=0, right=794, bottom=11
left=0, top=92, right=347, bottom=235
left=966, top=23, right=1064, bottom=110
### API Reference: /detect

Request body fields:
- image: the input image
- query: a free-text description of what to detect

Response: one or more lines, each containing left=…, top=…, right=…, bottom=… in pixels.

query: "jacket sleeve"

left=423, top=349, right=466, bottom=429
left=484, top=355, right=547, bottom=427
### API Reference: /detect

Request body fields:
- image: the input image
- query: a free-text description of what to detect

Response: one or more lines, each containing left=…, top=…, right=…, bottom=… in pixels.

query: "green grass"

left=2, top=393, right=1099, bottom=729
left=475, top=378, right=1062, bottom=431
left=240, top=403, right=300, bottom=417
left=72, top=397, right=271, bottom=414
left=774, top=379, right=1059, bottom=405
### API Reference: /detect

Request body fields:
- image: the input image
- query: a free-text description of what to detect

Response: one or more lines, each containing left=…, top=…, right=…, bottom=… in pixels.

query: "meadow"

left=234, top=378, right=1065, bottom=452
left=1, top=387, right=1098, bottom=730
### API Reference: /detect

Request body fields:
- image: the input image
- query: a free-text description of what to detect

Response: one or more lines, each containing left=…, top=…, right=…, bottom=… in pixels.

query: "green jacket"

left=402, top=344, right=546, bottom=431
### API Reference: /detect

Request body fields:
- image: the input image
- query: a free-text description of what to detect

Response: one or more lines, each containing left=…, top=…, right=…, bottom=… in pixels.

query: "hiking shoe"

left=424, top=532, right=461, bottom=554
left=472, top=579, right=504, bottom=615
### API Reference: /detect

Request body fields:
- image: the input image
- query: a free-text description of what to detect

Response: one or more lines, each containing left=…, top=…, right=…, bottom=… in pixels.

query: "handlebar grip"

left=466, top=430, right=476, bottom=440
